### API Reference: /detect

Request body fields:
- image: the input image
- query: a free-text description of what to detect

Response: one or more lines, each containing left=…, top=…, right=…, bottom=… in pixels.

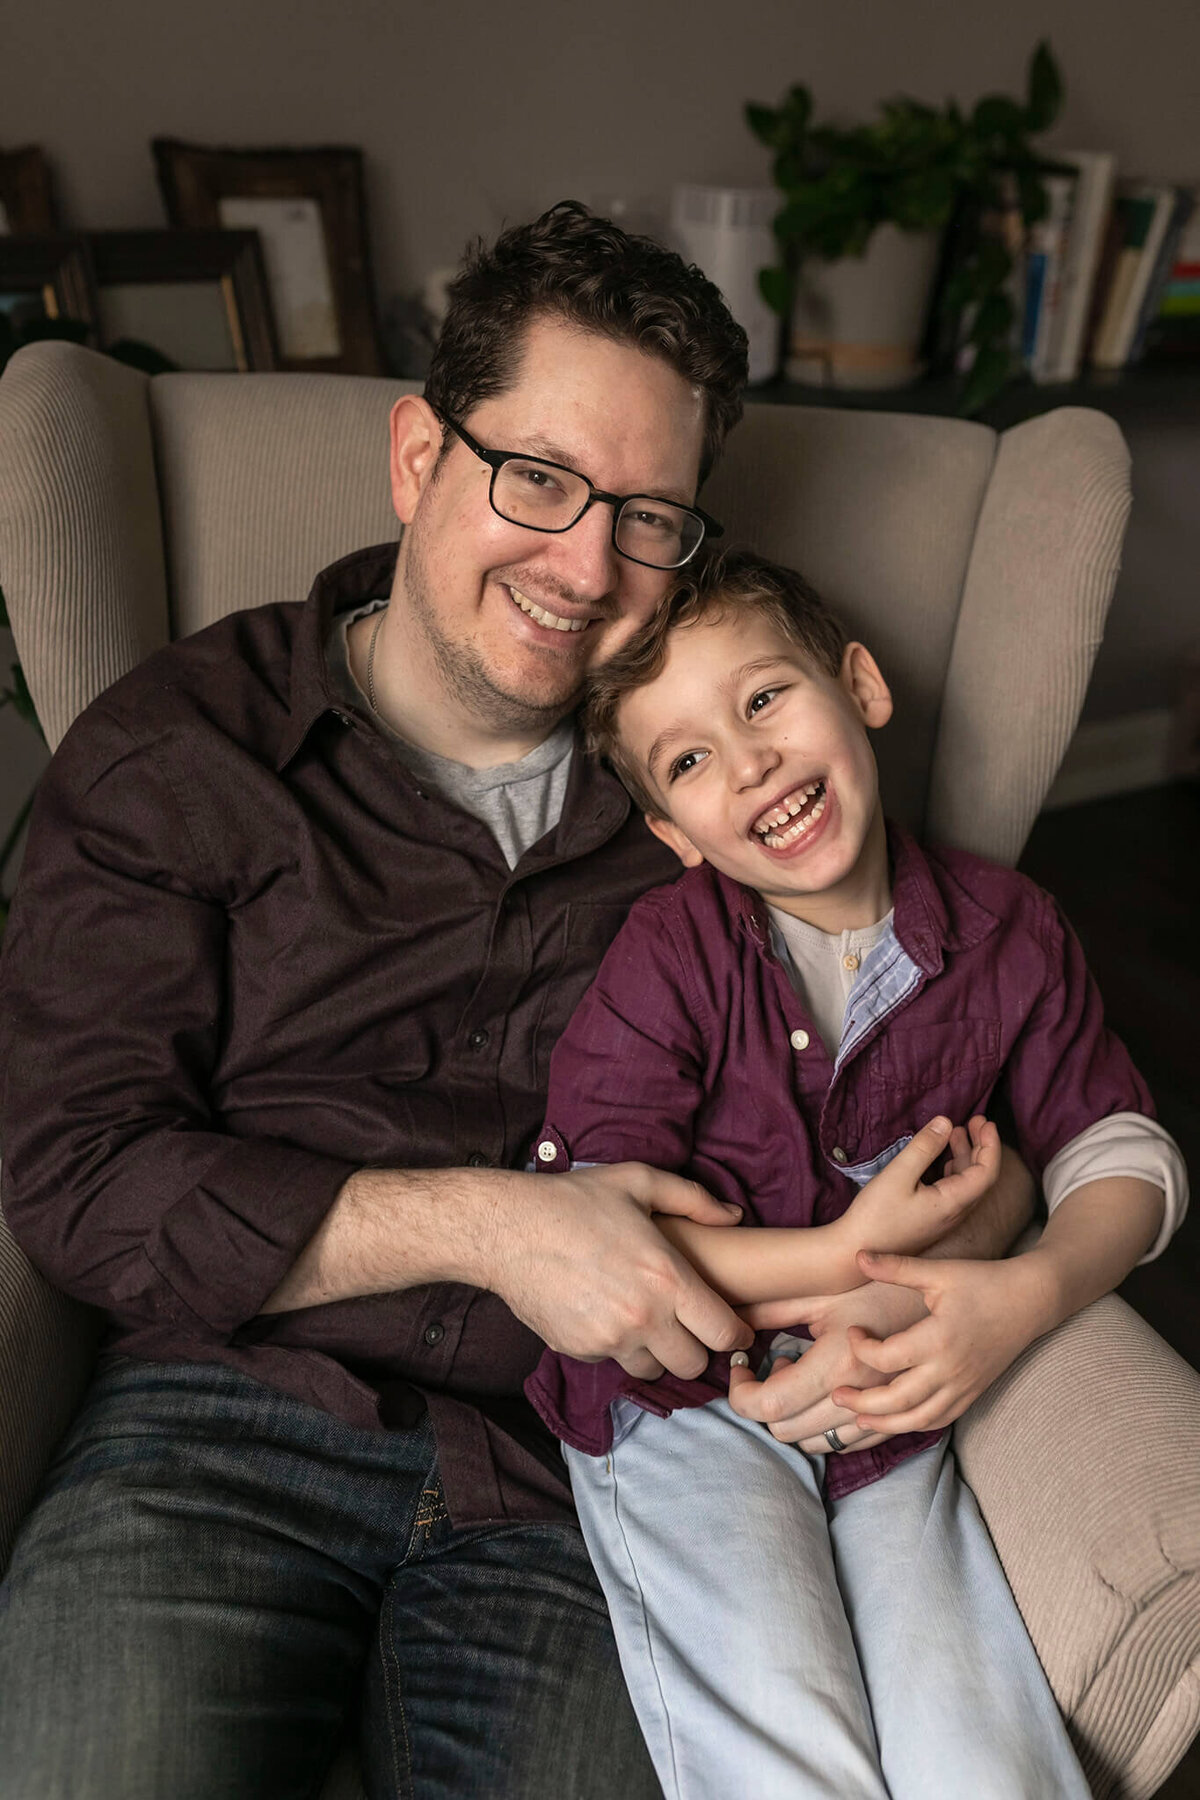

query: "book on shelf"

left=1024, top=173, right=1076, bottom=383
left=1139, top=188, right=1200, bottom=360
left=1091, top=184, right=1180, bottom=369
left=1039, top=151, right=1118, bottom=382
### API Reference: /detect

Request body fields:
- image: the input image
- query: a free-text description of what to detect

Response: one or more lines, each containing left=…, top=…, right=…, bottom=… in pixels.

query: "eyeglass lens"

left=492, top=459, right=703, bottom=569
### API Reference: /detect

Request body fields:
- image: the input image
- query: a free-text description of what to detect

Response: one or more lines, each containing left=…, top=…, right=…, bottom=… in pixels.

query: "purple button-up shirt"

left=525, top=824, right=1152, bottom=1500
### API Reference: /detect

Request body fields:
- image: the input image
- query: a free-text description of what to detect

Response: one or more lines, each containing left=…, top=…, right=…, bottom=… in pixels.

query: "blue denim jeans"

left=0, top=1355, right=660, bottom=1800
left=567, top=1395, right=1091, bottom=1800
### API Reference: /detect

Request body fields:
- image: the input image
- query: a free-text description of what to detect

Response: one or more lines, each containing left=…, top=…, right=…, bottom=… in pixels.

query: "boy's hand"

left=836, top=1115, right=999, bottom=1265
left=824, top=1250, right=1052, bottom=1438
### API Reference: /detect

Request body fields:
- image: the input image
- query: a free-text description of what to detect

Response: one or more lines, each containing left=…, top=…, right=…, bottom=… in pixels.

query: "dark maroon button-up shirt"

left=0, top=543, right=678, bottom=1527
left=526, top=830, right=1153, bottom=1499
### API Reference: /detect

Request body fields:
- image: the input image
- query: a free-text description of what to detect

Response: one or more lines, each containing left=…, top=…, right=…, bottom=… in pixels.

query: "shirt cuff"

left=1041, top=1112, right=1188, bottom=1264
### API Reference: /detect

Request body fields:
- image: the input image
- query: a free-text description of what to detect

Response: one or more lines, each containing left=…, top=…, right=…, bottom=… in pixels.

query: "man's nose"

left=546, top=498, right=621, bottom=599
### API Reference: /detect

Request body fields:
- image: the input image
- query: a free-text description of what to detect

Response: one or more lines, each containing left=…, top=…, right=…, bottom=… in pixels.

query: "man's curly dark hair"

left=425, top=201, right=749, bottom=486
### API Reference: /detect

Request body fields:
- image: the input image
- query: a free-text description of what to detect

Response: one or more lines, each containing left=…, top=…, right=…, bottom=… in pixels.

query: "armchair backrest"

left=0, top=341, right=1131, bottom=864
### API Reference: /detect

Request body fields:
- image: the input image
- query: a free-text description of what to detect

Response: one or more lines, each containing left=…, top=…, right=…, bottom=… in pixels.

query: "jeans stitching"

left=379, top=1577, right=415, bottom=1800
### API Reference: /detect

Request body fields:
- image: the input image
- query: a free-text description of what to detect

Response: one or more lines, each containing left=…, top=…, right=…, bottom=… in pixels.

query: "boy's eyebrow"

left=644, top=725, right=688, bottom=782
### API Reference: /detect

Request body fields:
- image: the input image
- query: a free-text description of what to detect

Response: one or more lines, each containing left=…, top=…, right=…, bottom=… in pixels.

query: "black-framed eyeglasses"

left=437, top=411, right=722, bottom=571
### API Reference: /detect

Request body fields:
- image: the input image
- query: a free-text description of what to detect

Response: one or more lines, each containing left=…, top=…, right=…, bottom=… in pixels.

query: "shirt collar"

left=275, top=540, right=635, bottom=852
left=726, top=818, right=1000, bottom=974
left=277, top=541, right=402, bottom=771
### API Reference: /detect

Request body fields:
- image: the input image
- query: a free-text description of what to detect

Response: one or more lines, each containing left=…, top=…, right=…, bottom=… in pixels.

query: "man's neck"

left=347, top=597, right=570, bottom=771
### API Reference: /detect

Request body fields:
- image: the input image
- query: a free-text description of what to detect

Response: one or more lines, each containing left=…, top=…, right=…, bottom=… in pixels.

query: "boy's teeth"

left=510, top=587, right=588, bottom=632
left=762, top=796, right=826, bottom=848
left=753, top=782, right=822, bottom=838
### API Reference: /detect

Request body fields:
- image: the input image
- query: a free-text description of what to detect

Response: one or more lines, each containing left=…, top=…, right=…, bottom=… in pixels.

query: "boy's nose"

left=730, top=735, right=782, bottom=789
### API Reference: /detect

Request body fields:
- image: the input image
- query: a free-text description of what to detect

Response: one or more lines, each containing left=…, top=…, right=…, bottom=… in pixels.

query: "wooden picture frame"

left=0, top=146, right=57, bottom=235
left=87, top=229, right=279, bottom=373
left=0, top=235, right=97, bottom=343
left=152, top=139, right=384, bottom=375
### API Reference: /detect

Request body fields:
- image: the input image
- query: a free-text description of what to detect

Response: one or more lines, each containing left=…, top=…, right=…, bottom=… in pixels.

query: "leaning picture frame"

left=0, top=146, right=58, bottom=235
left=152, top=139, right=384, bottom=375
left=0, top=234, right=97, bottom=344
left=87, top=229, right=279, bottom=373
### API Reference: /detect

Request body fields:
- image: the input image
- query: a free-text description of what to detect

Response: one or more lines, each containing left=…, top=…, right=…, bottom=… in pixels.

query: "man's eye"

left=668, top=749, right=707, bottom=781
left=749, top=687, right=782, bottom=714
left=514, top=465, right=563, bottom=494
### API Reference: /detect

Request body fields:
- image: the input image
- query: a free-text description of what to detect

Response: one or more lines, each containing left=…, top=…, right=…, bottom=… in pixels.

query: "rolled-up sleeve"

left=0, top=709, right=355, bottom=1340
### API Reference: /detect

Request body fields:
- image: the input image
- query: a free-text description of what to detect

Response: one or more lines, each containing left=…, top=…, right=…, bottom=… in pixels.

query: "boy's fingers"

left=848, top=1323, right=919, bottom=1373
left=888, top=1116, right=953, bottom=1185
left=736, top=1297, right=816, bottom=1329
left=836, top=1368, right=936, bottom=1416
left=857, top=1249, right=936, bottom=1293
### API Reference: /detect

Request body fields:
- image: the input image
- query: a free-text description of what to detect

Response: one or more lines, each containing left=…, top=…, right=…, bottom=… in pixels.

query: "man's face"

left=619, top=609, right=893, bottom=927
left=390, top=316, right=707, bottom=733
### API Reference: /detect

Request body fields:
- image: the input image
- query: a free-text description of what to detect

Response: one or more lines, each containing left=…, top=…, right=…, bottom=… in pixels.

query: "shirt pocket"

left=867, top=1018, right=1003, bottom=1128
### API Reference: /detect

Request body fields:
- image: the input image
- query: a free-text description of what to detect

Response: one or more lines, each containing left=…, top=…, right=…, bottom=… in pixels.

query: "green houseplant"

left=746, top=41, right=1064, bottom=412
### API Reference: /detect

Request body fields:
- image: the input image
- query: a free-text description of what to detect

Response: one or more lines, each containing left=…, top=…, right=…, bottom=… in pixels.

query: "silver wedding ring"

left=824, top=1425, right=848, bottom=1453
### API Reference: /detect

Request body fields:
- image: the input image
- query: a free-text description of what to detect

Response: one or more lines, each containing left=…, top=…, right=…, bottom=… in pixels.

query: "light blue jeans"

left=566, top=1390, right=1091, bottom=1799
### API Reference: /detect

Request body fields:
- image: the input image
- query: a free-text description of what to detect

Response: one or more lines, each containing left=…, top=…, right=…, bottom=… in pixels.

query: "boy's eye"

left=749, top=687, right=782, bottom=715
left=668, top=749, right=708, bottom=781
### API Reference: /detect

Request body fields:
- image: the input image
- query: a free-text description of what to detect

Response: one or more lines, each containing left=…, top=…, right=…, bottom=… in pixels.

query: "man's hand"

left=835, top=1114, right=999, bottom=1263
left=489, top=1162, right=754, bottom=1381
left=728, top=1326, right=894, bottom=1451
left=823, top=1249, right=1051, bottom=1438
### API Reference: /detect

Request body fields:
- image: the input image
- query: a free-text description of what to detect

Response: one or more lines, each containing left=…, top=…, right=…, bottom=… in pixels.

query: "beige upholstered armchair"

left=1, top=341, right=1197, bottom=1800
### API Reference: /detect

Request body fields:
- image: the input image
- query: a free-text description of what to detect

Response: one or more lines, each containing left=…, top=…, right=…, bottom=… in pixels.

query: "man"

left=0, top=205, right=1030, bottom=1797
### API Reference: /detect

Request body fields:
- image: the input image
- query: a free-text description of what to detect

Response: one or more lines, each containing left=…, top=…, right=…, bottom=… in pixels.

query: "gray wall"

left=2, top=0, right=1198, bottom=865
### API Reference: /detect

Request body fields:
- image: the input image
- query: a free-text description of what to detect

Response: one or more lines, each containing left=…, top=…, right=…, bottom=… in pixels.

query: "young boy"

left=524, top=550, right=1186, bottom=1800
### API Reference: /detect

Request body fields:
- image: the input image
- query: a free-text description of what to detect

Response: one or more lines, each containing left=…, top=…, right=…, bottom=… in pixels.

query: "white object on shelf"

left=669, top=185, right=781, bottom=384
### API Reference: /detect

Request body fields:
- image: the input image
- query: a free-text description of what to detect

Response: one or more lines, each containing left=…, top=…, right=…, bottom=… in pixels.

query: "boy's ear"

left=389, top=394, right=444, bottom=524
left=645, top=812, right=705, bottom=870
left=839, top=642, right=893, bottom=730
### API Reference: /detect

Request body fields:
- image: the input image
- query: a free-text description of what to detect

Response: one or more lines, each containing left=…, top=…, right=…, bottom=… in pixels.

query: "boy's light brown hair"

left=583, top=547, right=848, bottom=818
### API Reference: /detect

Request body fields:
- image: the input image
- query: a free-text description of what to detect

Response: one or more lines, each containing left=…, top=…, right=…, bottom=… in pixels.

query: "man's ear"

left=839, top=643, right=893, bottom=731
left=389, top=395, right=444, bottom=524
left=645, top=811, right=705, bottom=870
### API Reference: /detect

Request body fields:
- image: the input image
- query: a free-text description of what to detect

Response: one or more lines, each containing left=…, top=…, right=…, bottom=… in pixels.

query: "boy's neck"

left=761, top=810, right=893, bottom=935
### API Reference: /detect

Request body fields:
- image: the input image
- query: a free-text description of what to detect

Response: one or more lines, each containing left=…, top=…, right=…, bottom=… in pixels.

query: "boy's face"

left=620, top=609, right=893, bottom=926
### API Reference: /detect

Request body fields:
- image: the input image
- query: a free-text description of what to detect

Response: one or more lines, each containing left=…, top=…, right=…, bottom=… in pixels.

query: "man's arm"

left=261, top=1159, right=753, bottom=1381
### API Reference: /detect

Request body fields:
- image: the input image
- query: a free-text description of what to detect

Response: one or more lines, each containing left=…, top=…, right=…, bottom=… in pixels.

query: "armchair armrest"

left=955, top=1294, right=1200, bottom=1800
left=0, top=1207, right=100, bottom=1572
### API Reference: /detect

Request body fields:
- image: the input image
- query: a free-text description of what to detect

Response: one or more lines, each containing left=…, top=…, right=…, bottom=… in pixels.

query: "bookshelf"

left=748, top=361, right=1200, bottom=432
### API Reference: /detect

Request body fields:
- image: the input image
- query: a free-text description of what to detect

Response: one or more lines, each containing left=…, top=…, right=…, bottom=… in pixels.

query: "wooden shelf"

left=748, top=361, right=1200, bottom=431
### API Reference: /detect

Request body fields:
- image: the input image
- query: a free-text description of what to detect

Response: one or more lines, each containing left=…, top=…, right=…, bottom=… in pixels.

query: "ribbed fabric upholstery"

left=0, top=1202, right=99, bottom=1571
left=704, top=402, right=997, bottom=834
left=0, top=343, right=1194, bottom=1797
left=149, top=371, right=412, bottom=636
left=0, top=342, right=171, bottom=751
left=956, top=1295, right=1200, bottom=1799
left=926, top=407, right=1132, bottom=865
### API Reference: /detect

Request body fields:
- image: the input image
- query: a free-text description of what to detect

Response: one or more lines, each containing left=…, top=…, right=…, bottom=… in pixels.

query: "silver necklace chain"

left=365, top=607, right=386, bottom=716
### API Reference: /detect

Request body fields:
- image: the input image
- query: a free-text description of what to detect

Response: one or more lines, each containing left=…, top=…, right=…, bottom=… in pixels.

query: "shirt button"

left=468, top=1028, right=490, bottom=1051
left=832, top=1146, right=849, bottom=1164
left=467, top=1152, right=490, bottom=1167
left=789, top=1029, right=810, bottom=1051
left=842, top=953, right=860, bottom=972
left=423, top=1322, right=445, bottom=1347
left=537, top=1140, right=558, bottom=1163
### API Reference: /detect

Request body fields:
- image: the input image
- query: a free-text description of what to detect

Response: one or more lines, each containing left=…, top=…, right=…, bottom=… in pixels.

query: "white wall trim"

left=1044, top=708, right=1174, bottom=811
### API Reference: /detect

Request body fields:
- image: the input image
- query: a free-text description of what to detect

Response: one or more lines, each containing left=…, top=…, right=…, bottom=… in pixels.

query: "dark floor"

left=1019, top=782, right=1200, bottom=1800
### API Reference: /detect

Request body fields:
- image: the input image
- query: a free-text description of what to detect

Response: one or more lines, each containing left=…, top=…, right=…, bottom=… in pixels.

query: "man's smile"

left=506, top=584, right=597, bottom=634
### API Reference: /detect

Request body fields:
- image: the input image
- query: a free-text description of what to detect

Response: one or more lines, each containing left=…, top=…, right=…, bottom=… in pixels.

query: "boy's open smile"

left=750, top=777, right=829, bottom=852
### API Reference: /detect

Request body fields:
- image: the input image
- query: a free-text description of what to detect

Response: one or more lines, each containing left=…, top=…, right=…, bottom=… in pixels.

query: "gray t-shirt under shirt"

left=329, top=600, right=575, bottom=869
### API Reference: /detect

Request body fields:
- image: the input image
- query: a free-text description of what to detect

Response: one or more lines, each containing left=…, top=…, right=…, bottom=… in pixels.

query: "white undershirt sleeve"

left=1040, top=1112, right=1188, bottom=1264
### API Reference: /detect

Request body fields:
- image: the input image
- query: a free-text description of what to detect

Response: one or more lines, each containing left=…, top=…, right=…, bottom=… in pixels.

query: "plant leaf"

left=746, top=102, right=785, bottom=149
left=960, top=343, right=1012, bottom=414
left=107, top=338, right=179, bottom=375
left=1025, top=40, right=1063, bottom=132
left=758, top=265, right=793, bottom=316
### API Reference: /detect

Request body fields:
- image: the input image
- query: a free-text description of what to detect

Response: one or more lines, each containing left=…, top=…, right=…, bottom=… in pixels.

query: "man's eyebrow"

left=520, top=435, right=693, bottom=508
